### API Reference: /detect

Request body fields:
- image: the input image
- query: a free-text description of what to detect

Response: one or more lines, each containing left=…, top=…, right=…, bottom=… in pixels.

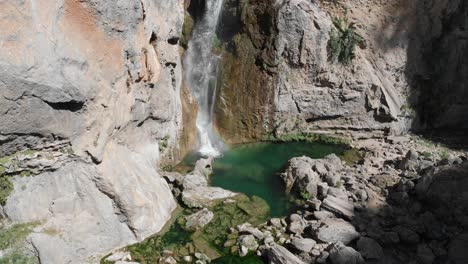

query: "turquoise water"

left=211, top=142, right=346, bottom=216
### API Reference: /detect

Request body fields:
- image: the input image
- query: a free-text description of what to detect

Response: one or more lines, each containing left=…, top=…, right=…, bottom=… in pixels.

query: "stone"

left=393, top=226, right=420, bottom=244
left=270, top=218, right=283, bottom=228
left=106, top=251, right=131, bottom=262
left=238, top=235, right=258, bottom=256
left=266, top=244, right=306, bottom=264
left=321, top=195, right=355, bottom=220
left=182, top=172, right=208, bottom=190
left=182, top=187, right=237, bottom=208
left=315, top=218, right=359, bottom=245
left=237, top=223, right=264, bottom=240
left=329, top=242, right=365, bottom=264
left=449, top=233, right=468, bottom=264
left=316, top=251, right=329, bottom=263
left=290, top=238, right=316, bottom=253
left=314, top=210, right=335, bottom=220
left=287, top=214, right=306, bottom=235
left=417, top=244, right=435, bottom=264
left=306, top=197, right=322, bottom=211
left=356, top=237, right=383, bottom=260
left=185, top=208, right=214, bottom=231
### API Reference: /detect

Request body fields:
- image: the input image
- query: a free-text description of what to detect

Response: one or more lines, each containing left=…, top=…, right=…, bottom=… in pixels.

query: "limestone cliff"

left=0, top=0, right=185, bottom=262
left=214, top=0, right=415, bottom=142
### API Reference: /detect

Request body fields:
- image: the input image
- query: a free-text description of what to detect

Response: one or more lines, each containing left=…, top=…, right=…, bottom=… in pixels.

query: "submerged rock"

left=184, top=208, right=214, bottom=231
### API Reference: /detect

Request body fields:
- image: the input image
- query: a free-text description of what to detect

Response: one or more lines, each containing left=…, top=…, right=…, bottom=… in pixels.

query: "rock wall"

left=0, top=0, right=185, bottom=262
left=215, top=0, right=415, bottom=142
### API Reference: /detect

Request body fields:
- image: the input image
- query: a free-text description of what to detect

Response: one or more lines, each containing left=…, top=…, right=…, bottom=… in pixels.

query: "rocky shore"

left=103, top=135, right=468, bottom=264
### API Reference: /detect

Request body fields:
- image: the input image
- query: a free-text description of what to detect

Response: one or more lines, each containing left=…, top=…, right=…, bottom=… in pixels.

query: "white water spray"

left=184, top=0, right=225, bottom=157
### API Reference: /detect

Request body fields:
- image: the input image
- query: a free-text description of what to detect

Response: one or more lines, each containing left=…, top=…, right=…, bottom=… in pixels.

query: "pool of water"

left=180, top=141, right=347, bottom=217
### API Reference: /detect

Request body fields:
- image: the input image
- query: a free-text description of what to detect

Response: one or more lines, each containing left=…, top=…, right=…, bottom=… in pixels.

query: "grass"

left=0, top=222, right=38, bottom=251
left=0, top=177, right=13, bottom=206
left=328, top=15, right=365, bottom=65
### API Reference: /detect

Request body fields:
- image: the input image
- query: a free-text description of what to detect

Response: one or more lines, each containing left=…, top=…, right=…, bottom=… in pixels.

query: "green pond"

left=124, top=141, right=348, bottom=263
left=211, top=141, right=347, bottom=216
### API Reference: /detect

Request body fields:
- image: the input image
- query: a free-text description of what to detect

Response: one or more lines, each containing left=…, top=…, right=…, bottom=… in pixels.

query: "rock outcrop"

left=0, top=0, right=185, bottom=262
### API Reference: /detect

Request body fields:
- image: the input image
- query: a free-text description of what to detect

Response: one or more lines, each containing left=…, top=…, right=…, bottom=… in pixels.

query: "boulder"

left=266, top=244, right=306, bottom=264
left=290, top=238, right=316, bottom=253
left=315, top=218, right=359, bottom=245
left=287, top=214, right=307, bottom=235
left=184, top=208, right=214, bottom=231
left=238, top=235, right=259, bottom=257
left=237, top=223, right=265, bottom=240
left=329, top=242, right=365, bottom=264
left=181, top=187, right=237, bottom=208
left=356, top=237, right=383, bottom=260
left=321, top=195, right=354, bottom=220
left=449, top=233, right=468, bottom=264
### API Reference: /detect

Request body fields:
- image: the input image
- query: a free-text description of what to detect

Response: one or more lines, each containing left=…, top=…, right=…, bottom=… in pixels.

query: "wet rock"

left=321, top=195, right=354, bottom=220
left=329, top=242, right=365, bottom=264
left=290, top=238, right=316, bottom=253
left=266, top=244, right=306, bottom=264
left=356, top=237, right=383, bottom=260
left=315, top=218, right=359, bottom=245
left=185, top=208, right=214, bottom=231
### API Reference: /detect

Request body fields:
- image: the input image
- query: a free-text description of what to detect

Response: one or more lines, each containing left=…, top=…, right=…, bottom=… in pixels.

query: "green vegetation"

left=0, top=222, right=39, bottom=264
left=0, top=222, right=37, bottom=250
left=127, top=195, right=269, bottom=263
left=0, top=177, right=13, bottom=206
left=422, top=151, right=432, bottom=159
left=213, top=34, right=223, bottom=50
left=440, top=149, right=450, bottom=159
left=339, top=148, right=363, bottom=165
left=328, top=15, right=365, bottom=64
left=159, top=136, right=170, bottom=152
left=180, top=12, right=195, bottom=48
left=265, top=132, right=350, bottom=145
left=300, top=190, right=311, bottom=201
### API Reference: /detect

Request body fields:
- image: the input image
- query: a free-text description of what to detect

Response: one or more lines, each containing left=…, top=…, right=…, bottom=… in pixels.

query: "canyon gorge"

left=0, top=0, right=467, bottom=264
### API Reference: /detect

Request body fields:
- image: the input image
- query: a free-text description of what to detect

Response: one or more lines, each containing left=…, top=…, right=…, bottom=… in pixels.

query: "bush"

left=0, top=177, right=13, bottom=206
left=328, top=15, right=365, bottom=64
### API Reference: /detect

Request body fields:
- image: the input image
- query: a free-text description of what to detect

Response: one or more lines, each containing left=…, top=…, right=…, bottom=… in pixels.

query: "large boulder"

left=315, top=218, right=359, bottom=245
left=266, top=244, right=306, bottom=264
left=329, top=242, right=365, bottom=264
left=181, top=187, right=237, bottom=208
left=184, top=208, right=214, bottom=231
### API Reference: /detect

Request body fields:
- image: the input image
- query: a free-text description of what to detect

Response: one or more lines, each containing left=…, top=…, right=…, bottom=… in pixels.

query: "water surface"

left=211, top=142, right=347, bottom=216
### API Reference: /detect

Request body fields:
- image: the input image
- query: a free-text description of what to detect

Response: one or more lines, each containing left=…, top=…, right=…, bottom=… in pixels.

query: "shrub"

left=0, top=177, right=13, bottom=206
left=328, top=15, right=365, bottom=64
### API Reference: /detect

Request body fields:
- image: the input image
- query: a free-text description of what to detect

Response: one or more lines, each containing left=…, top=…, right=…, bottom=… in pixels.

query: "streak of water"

left=184, top=0, right=225, bottom=157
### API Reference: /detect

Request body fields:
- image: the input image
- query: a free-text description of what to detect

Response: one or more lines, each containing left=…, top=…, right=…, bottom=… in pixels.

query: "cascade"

left=184, top=0, right=225, bottom=157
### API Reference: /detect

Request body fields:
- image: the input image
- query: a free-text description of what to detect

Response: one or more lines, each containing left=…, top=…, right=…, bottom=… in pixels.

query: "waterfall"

left=184, top=0, right=225, bottom=157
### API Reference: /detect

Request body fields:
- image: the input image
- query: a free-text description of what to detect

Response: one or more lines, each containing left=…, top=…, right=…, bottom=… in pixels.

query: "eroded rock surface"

left=0, top=0, right=185, bottom=262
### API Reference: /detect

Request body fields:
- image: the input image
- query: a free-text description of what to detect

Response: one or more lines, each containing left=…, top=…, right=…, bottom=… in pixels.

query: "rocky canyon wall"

left=0, top=0, right=186, bottom=262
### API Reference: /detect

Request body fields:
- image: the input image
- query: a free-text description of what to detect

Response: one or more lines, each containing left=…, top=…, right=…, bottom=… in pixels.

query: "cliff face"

left=0, top=0, right=185, bottom=262
left=215, top=0, right=415, bottom=142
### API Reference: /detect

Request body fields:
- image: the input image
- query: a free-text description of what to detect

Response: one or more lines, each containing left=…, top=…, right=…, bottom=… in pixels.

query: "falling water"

left=184, top=0, right=225, bottom=157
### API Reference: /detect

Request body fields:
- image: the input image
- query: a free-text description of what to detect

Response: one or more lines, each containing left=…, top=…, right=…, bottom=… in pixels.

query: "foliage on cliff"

left=328, top=15, right=365, bottom=64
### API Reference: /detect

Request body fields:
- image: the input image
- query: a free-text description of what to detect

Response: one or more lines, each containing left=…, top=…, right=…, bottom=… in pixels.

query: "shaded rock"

left=185, top=208, right=214, bottom=231
left=182, top=187, right=237, bottom=208
left=417, top=244, right=435, bottom=264
left=290, top=238, right=316, bottom=253
left=329, top=242, right=365, bottom=264
left=356, top=237, right=383, bottom=260
left=449, top=233, right=468, bottom=264
left=322, top=195, right=354, bottom=220
left=393, top=226, right=420, bottom=244
left=266, top=244, right=306, bottom=264
left=315, top=218, right=359, bottom=245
